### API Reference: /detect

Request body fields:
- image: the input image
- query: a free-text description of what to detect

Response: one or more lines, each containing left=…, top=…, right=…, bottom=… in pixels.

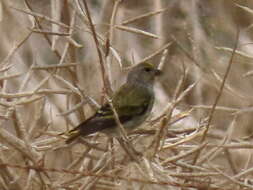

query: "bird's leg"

left=116, top=137, right=142, bottom=162
left=108, top=137, right=115, bottom=170
left=124, top=137, right=142, bottom=156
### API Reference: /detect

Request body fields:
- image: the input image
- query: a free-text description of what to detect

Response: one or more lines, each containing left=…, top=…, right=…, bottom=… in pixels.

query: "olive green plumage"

left=65, top=62, right=161, bottom=144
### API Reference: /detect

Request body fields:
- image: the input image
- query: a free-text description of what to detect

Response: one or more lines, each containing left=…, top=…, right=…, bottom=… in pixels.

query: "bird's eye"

left=144, top=67, right=152, bottom=72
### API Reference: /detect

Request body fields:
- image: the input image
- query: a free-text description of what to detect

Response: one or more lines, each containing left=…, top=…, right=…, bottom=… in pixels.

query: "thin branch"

left=81, top=0, right=112, bottom=94
left=192, top=29, right=240, bottom=164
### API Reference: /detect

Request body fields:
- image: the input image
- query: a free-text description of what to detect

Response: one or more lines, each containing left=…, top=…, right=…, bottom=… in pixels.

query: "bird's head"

left=127, top=62, right=161, bottom=86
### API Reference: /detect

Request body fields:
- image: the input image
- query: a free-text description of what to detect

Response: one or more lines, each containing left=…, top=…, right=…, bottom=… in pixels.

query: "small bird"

left=64, top=62, right=161, bottom=144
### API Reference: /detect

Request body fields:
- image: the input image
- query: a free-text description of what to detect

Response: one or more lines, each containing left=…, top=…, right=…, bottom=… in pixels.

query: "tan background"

left=0, top=0, right=253, bottom=189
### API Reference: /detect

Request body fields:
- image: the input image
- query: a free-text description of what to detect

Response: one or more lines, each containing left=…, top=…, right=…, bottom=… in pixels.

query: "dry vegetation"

left=1, top=0, right=253, bottom=189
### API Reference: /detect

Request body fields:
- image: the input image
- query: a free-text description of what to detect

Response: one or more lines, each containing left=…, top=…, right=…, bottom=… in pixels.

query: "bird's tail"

left=64, top=127, right=82, bottom=144
left=61, top=116, right=107, bottom=144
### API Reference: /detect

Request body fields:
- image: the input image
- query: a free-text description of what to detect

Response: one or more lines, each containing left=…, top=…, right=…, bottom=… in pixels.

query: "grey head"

left=126, top=62, right=161, bottom=87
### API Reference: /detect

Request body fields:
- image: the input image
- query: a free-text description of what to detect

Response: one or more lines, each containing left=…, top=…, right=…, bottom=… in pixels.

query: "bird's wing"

left=112, top=83, right=152, bottom=118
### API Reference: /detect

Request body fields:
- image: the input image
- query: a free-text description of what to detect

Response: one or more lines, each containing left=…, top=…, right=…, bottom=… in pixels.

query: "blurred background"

left=1, top=0, right=253, bottom=189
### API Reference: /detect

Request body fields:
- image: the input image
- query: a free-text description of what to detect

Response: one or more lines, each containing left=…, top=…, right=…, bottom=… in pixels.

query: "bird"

left=64, top=62, right=161, bottom=144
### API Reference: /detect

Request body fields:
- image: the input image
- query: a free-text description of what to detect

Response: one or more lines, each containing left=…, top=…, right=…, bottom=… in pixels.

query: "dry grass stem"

left=2, top=1, right=253, bottom=189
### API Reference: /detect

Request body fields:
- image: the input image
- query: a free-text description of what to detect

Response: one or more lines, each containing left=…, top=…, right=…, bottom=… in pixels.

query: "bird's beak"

left=154, top=69, right=162, bottom=76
